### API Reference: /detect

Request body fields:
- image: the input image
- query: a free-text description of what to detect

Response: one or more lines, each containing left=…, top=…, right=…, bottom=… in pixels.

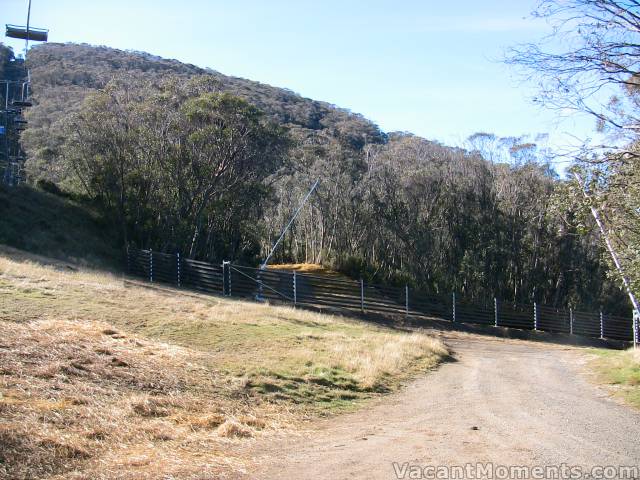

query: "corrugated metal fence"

left=126, top=247, right=637, bottom=343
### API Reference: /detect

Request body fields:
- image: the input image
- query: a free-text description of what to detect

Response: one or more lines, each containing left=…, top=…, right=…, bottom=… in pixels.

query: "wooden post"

left=360, top=279, right=364, bottom=313
left=494, top=297, right=498, bottom=327
left=149, top=249, right=153, bottom=283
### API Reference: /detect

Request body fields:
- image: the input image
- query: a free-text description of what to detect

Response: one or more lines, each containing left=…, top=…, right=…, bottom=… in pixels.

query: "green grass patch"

left=589, top=348, right=640, bottom=409
left=0, top=250, right=448, bottom=414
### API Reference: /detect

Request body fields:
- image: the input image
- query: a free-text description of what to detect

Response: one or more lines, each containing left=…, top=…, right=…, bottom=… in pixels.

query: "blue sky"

left=2, top=0, right=597, bottom=154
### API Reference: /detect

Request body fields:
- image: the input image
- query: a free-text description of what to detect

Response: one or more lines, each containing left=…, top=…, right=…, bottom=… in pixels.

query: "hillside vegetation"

left=0, top=247, right=447, bottom=479
left=1, top=41, right=628, bottom=314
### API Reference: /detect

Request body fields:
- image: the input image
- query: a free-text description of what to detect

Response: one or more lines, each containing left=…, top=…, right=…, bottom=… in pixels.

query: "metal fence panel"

left=125, top=248, right=633, bottom=343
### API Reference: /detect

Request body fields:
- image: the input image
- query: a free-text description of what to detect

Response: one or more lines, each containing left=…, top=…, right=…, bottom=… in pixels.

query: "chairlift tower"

left=1, top=0, right=49, bottom=185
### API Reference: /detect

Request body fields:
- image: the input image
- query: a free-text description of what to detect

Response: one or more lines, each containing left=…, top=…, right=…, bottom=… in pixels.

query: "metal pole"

left=569, top=308, right=574, bottom=335
left=452, top=292, right=456, bottom=322
left=176, top=253, right=181, bottom=286
left=574, top=172, right=639, bottom=348
left=405, top=285, right=409, bottom=316
left=600, top=309, right=604, bottom=339
left=149, top=249, right=153, bottom=283
left=222, top=261, right=232, bottom=296
left=293, top=271, right=297, bottom=307
left=494, top=297, right=498, bottom=327
left=261, top=178, right=320, bottom=270
left=221, top=261, right=226, bottom=295
left=534, top=302, right=538, bottom=330
left=25, top=0, right=32, bottom=55
left=360, top=279, right=364, bottom=313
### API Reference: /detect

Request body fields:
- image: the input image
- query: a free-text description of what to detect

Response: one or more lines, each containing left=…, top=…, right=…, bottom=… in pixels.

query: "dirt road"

left=243, top=331, right=640, bottom=479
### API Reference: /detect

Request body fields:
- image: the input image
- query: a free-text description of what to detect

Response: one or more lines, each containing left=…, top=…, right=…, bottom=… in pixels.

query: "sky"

left=2, top=0, right=598, bottom=157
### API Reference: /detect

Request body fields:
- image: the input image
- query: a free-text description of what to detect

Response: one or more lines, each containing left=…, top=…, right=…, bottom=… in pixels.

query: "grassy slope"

left=588, top=348, right=640, bottom=409
left=0, top=185, right=119, bottom=268
left=0, top=248, right=447, bottom=479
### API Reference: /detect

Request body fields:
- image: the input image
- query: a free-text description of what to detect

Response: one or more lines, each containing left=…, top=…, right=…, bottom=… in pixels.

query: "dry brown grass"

left=0, top=247, right=447, bottom=479
left=268, top=263, right=338, bottom=275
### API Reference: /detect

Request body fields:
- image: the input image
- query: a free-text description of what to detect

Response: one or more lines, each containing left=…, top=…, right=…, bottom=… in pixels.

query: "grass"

left=588, top=348, right=640, bottom=409
left=0, top=184, right=119, bottom=268
left=0, top=247, right=448, bottom=479
left=268, top=263, right=339, bottom=276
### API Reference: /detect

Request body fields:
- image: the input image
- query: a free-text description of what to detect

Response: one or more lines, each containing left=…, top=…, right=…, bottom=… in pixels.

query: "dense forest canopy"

left=0, top=40, right=630, bottom=314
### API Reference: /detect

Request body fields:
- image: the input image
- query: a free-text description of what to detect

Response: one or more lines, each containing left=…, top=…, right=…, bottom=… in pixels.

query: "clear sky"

left=2, top=0, right=597, bottom=154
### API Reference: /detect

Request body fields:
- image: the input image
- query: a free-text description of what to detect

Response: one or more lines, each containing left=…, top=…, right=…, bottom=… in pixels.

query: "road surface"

left=242, top=331, right=640, bottom=479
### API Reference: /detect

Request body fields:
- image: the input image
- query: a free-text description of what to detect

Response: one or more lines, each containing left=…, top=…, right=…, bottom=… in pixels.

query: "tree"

left=506, top=0, right=640, bottom=149
left=507, top=0, right=640, bottom=314
left=62, top=76, right=289, bottom=261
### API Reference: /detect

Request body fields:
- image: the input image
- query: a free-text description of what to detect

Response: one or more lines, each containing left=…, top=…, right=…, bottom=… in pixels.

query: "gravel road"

left=244, top=331, right=640, bottom=479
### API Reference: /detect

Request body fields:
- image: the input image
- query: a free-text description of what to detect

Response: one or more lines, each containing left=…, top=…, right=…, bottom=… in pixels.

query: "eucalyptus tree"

left=62, top=76, right=289, bottom=260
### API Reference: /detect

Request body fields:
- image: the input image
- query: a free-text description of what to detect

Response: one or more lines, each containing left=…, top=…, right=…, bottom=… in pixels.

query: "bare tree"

left=506, top=0, right=640, bottom=147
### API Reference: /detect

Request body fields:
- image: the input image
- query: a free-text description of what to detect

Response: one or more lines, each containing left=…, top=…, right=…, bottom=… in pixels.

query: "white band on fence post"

left=293, top=271, right=297, bottom=307
left=600, top=310, right=604, bottom=339
left=405, top=285, right=409, bottom=316
left=149, top=249, right=153, bottom=283
left=452, top=292, right=456, bottom=322
left=176, top=253, right=181, bottom=286
left=533, top=302, right=538, bottom=330
left=494, top=297, right=498, bottom=327
left=360, top=279, right=364, bottom=313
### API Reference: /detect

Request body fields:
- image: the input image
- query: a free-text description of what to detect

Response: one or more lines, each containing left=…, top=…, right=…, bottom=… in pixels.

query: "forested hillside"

left=21, top=43, right=384, bottom=180
left=5, top=42, right=629, bottom=314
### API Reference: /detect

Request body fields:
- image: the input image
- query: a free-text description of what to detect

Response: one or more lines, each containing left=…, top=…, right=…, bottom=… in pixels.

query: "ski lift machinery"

left=5, top=24, right=48, bottom=42
left=5, top=0, right=49, bottom=48
left=2, top=0, right=48, bottom=185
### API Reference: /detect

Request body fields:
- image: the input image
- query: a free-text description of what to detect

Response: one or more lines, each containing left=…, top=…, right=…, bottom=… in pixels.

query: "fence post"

left=176, top=253, right=181, bottom=287
left=569, top=308, right=574, bottom=335
left=360, top=279, right=364, bottom=313
left=533, top=302, right=538, bottom=330
left=600, top=309, right=604, bottom=339
left=293, top=271, right=297, bottom=307
left=222, top=260, right=231, bottom=296
left=149, top=249, right=153, bottom=283
left=494, top=297, right=498, bottom=327
left=405, top=285, right=409, bottom=317
left=452, top=292, right=456, bottom=322
left=221, top=261, right=225, bottom=295
left=633, top=310, right=639, bottom=349
left=126, top=245, right=130, bottom=274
